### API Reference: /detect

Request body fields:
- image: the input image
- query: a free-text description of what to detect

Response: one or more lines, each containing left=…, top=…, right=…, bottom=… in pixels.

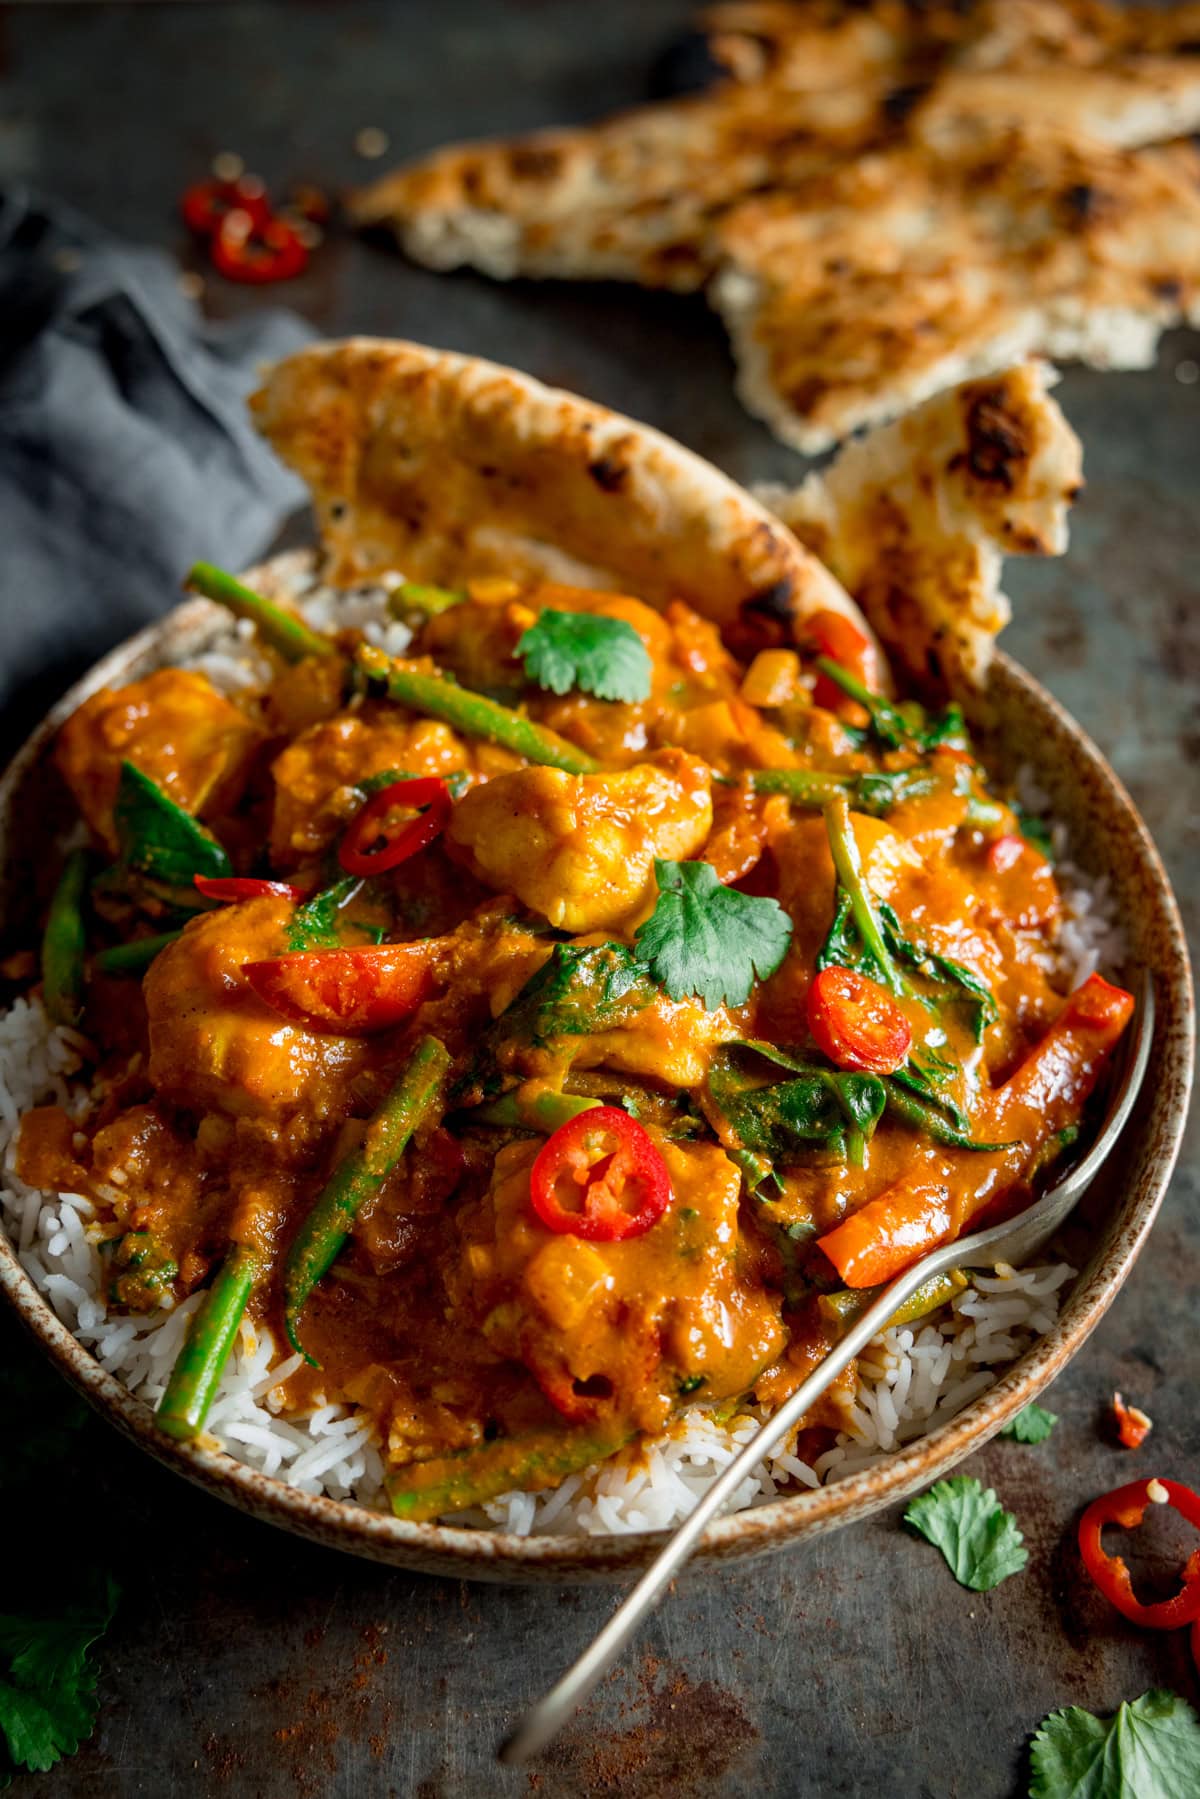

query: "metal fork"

left=500, top=972, right=1154, bottom=1766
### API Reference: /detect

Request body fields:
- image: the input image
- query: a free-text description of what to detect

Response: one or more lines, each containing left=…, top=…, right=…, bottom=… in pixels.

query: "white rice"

left=0, top=579, right=1120, bottom=1534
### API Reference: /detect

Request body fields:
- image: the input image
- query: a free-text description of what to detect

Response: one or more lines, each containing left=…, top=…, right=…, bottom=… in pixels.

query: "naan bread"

left=701, top=0, right=1200, bottom=85
left=351, top=0, right=1200, bottom=295
left=756, top=361, right=1082, bottom=693
left=349, top=80, right=895, bottom=292
left=713, top=131, right=1200, bottom=452
left=248, top=337, right=868, bottom=639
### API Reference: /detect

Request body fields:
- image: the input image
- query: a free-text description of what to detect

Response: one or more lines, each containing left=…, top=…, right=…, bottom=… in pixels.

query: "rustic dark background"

left=1, top=5, right=1197, bottom=1796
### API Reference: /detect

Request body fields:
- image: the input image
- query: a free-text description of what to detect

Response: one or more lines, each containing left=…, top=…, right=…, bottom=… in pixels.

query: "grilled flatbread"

left=700, top=0, right=1200, bottom=85
left=713, top=132, right=1200, bottom=452
left=349, top=80, right=895, bottom=292
left=247, top=337, right=867, bottom=638
left=756, top=360, right=1082, bottom=692
left=352, top=0, right=1200, bottom=295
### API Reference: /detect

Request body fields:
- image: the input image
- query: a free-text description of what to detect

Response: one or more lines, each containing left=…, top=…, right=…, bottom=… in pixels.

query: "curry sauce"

left=18, top=573, right=1132, bottom=1516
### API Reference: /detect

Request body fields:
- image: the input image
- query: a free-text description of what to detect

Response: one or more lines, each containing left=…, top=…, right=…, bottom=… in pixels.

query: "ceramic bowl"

left=0, top=575, right=1191, bottom=1584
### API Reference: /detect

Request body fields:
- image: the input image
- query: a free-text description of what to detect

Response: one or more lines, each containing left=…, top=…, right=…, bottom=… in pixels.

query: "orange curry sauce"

left=17, top=578, right=1130, bottom=1499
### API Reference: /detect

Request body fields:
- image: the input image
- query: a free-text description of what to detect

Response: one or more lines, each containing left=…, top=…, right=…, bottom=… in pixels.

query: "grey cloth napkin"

left=0, top=189, right=314, bottom=757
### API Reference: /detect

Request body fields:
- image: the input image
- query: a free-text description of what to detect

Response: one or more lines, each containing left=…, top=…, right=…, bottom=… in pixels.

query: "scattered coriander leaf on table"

left=1029, top=1689, right=1200, bottom=1799
left=904, top=1475, right=1028, bottom=1591
left=634, top=859, right=792, bottom=1010
left=1001, top=1402, right=1058, bottom=1444
left=519, top=610, right=652, bottom=703
left=0, top=1576, right=118, bottom=1781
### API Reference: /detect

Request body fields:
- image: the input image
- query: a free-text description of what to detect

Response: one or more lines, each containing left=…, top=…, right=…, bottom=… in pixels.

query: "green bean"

left=823, top=791, right=902, bottom=995
left=156, top=1245, right=261, bottom=1442
left=389, top=580, right=464, bottom=617
left=882, top=1077, right=1013, bottom=1152
left=42, top=850, right=89, bottom=1026
left=388, top=1422, right=634, bottom=1522
left=819, top=1268, right=968, bottom=1334
left=357, top=646, right=599, bottom=774
left=750, top=769, right=857, bottom=804
left=187, top=562, right=336, bottom=664
left=472, top=1090, right=601, bottom=1133
left=94, top=931, right=182, bottom=977
left=284, top=1035, right=450, bottom=1365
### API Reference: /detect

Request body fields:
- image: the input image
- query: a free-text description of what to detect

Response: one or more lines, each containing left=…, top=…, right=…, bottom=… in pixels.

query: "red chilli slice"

left=338, top=777, right=451, bottom=878
left=1078, top=1477, right=1200, bottom=1630
left=180, top=174, right=271, bottom=237
left=194, top=876, right=305, bottom=904
left=211, top=210, right=309, bottom=284
left=807, top=965, right=912, bottom=1076
left=530, top=1107, right=672, bottom=1243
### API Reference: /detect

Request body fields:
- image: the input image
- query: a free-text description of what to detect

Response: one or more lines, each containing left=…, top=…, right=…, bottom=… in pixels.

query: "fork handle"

left=498, top=1262, right=927, bottom=1765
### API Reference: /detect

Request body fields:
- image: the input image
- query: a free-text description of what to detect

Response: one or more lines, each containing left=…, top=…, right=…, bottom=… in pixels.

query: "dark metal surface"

left=2, top=6, right=1197, bottom=1796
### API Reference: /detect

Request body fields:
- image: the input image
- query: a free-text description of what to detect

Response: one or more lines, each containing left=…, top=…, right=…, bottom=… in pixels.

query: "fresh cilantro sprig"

left=1029, top=1690, right=1200, bottom=1799
left=904, top=1476, right=1028, bottom=1591
left=634, top=859, right=792, bottom=1010
left=1001, top=1402, right=1058, bottom=1444
left=519, top=610, right=652, bottom=704
left=0, top=1577, right=117, bottom=1782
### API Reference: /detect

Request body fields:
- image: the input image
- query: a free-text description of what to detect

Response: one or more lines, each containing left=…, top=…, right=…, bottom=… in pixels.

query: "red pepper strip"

left=530, top=1107, right=672, bottom=1243
left=211, top=210, right=309, bottom=284
left=808, top=965, right=913, bottom=1076
left=805, top=608, right=877, bottom=711
left=1192, top=1615, right=1200, bottom=1678
left=819, top=1179, right=954, bottom=1289
left=996, top=973, right=1135, bottom=1128
left=243, top=943, right=438, bottom=1035
left=338, top=777, right=451, bottom=878
left=1112, top=1391, right=1153, bottom=1450
left=180, top=175, right=270, bottom=237
left=819, top=972, right=1135, bottom=1289
left=194, top=876, right=305, bottom=904
left=1078, top=1477, right=1200, bottom=1629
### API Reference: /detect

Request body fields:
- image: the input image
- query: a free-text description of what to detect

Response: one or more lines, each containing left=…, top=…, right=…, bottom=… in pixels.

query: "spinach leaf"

left=287, top=876, right=386, bottom=952
left=817, top=886, right=998, bottom=1044
left=705, top=1044, right=886, bottom=1182
left=453, top=943, right=658, bottom=1103
left=112, top=761, right=231, bottom=895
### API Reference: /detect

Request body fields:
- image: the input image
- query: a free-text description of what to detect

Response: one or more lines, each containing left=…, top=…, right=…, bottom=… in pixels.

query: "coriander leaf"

left=1001, top=1402, right=1057, bottom=1444
left=705, top=1045, right=886, bottom=1176
left=0, top=1577, right=117, bottom=1778
left=519, top=610, right=652, bottom=704
left=1029, top=1689, right=1200, bottom=1799
left=634, top=859, right=792, bottom=1010
left=904, top=1476, right=1028, bottom=1591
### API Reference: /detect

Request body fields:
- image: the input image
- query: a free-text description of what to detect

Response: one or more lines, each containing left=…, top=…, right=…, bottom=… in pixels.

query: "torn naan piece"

left=700, top=0, right=1200, bottom=86
left=349, top=79, right=897, bottom=292
left=352, top=0, right=1200, bottom=294
left=713, top=131, right=1200, bottom=453
left=756, top=361, right=1083, bottom=693
left=247, top=336, right=872, bottom=645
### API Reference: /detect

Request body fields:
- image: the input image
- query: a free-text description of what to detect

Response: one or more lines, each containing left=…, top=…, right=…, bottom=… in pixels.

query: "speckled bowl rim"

left=0, top=592, right=1192, bottom=1584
